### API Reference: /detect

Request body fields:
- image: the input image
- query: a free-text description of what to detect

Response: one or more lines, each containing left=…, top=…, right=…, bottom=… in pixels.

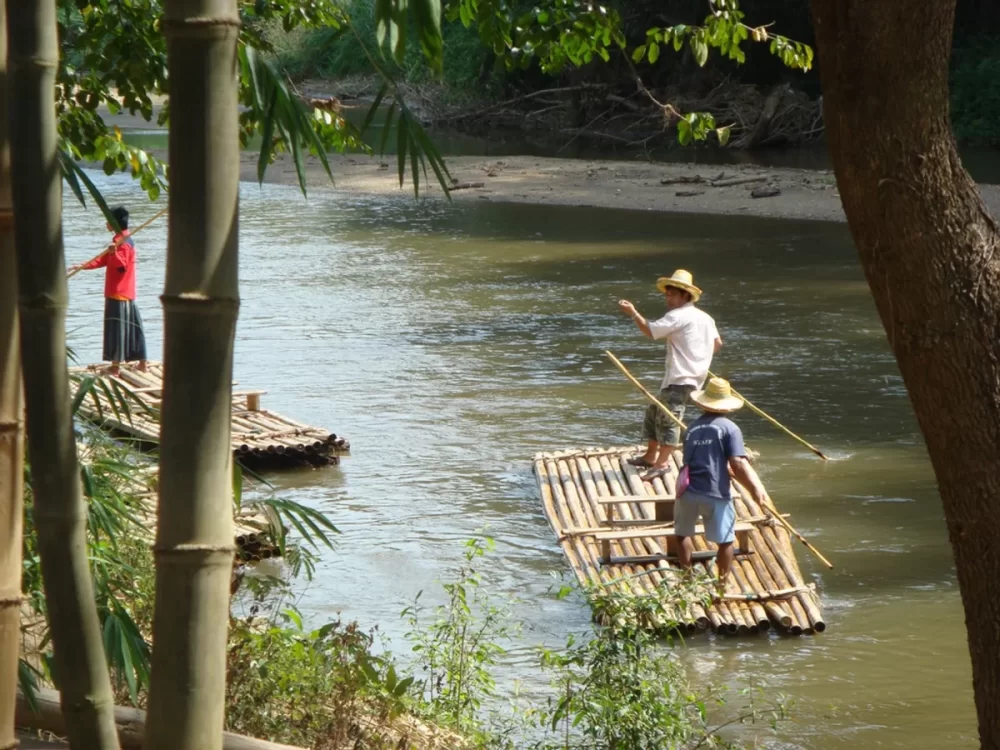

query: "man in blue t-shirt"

left=675, top=377, right=767, bottom=586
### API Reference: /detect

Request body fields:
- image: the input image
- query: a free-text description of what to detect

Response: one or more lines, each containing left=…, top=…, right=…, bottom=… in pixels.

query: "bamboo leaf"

left=361, top=83, right=389, bottom=136
left=410, top=131, right=421, bottom=197
left=71, top=376, right=97, bottom=416
left=396, top=109, right=409, bottom=187
left=379, top=101, right=398, bottom=156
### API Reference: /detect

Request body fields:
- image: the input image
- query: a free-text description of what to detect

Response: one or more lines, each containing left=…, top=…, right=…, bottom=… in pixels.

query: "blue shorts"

left=674, top=489, right=736, bottom=544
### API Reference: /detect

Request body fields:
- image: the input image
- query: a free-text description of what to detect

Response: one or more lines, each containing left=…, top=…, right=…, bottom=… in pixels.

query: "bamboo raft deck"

left=533, top=446, right=825, bottom=635
left=68, top=362, right=349, bottom=469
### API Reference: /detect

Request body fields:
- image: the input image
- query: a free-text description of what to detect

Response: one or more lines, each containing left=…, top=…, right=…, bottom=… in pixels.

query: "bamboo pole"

left=145, top=2, right=240, bottom=748
left=709, top=370, right=828, bottom=460
left=66, top=206, right=168, bottom=279
left=534, top=459, right=599, bottom=589
left=0, top=6, right=22, bottom=740
left=734, top=460, right=834, bottom=569
left=605, top=350, right=686, bottom=429
left=8, top=1, right=122, bottom=746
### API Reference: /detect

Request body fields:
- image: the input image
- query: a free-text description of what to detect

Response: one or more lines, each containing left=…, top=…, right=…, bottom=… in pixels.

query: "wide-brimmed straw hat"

left=690, top=377, right=744, bottom=413
left=655, top=269, right=702, bottom=302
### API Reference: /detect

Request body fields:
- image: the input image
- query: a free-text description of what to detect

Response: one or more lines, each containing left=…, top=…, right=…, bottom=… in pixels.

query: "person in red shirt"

left=69, top=205, right=148, bottom=376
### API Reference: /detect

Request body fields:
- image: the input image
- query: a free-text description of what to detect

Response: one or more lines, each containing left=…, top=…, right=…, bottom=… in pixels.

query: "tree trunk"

left=0, top=3, right=23, bottom=747
left=810, top=1, right=1000, bottom=745
left=143, top=1, right=240, bottom=748
left=7, top=2, right=121, bottom=747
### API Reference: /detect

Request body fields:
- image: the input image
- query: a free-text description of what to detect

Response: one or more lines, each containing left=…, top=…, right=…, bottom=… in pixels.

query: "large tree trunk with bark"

left=811, top=1, right=1000, bottom=745
left=0, top=3, right=23, bottom=746
left=144, top=1, right=240, bottom=748
left=7, top=2, right=121, bottom=747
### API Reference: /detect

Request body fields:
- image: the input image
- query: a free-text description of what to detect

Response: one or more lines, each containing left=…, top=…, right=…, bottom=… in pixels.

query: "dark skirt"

left=103, top=299, right=147, bottom=363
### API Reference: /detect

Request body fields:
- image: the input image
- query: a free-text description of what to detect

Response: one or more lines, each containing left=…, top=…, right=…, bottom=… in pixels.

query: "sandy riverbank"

left=238, top=149, right=1000, bottom=224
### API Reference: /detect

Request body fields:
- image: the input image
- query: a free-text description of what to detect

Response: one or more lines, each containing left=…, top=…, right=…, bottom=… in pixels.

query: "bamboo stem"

left=708, top=370, right=828, bottom=460
left=66, top=206, right=168, bottom=278
left=9, top=1, right=121, bottom=746
left=0, top=5, right=23, bottom=740
left=605, top=351, right=686, bottom=429
left=145, top=3, right=241, bottom=749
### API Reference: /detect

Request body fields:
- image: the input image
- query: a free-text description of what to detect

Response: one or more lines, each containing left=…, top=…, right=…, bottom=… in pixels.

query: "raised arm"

left=617, top=299, right=653, bottom=339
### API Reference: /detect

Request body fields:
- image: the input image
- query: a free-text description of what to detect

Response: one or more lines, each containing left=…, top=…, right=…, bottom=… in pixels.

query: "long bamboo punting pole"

left=732, top=460, right=834, bottom=569
left=66, top=206, right=169, bottom=279
left=605, top=350, right=686, bottom=429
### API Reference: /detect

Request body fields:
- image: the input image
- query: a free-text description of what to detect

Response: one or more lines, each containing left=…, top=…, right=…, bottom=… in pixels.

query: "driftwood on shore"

left=660, top=174, right=770, bottom=188
left=16, top=687, right=304, bottom=750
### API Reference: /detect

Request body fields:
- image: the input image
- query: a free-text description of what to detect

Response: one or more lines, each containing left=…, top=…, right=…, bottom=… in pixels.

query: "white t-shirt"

left=647, top=303, right=719, bottom=389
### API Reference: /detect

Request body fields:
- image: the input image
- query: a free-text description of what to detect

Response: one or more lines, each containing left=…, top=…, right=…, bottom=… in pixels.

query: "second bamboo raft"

left=69, top=362, right=350, bottom=469
left=533, top=446, right=825, bottom=635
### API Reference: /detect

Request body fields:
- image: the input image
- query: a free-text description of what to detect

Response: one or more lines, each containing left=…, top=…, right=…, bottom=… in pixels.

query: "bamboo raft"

left=533, top=446, right=825, bottom=635
left=68, top=362, right=349, bottom=469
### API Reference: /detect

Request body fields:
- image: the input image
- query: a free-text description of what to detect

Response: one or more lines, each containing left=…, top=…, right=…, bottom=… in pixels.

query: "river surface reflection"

left=64, top=174, right=975, bottom=748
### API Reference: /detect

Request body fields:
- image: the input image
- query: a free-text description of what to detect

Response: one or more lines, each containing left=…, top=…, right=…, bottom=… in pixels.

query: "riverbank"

left=240, top=149, right=1000, bottom=223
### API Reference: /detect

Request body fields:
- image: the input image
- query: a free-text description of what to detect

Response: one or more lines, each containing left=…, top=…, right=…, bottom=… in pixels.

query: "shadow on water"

left=62, top=173, right=974, bottom=749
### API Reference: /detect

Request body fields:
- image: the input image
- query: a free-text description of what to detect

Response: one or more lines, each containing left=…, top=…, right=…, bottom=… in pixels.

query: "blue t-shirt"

left=682, top=414, right=746, bottom=500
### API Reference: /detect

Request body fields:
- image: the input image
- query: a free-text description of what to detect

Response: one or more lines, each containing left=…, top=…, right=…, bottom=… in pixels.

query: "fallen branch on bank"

left=16, top=687, right=304, bottom=750
left=659, top=174, right=770, bottom=188
left=449, top=181, right=486, bottom=190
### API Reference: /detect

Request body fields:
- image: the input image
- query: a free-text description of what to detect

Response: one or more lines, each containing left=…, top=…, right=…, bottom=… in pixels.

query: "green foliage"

left=225, top=609, right=410, bottom=746
left=951, top=34, right=1000, bottom=146
left=56, top=0, right=452, bottom=200
left=531, top=581, right=789, bottom=749
left=403, top=536, right=515, bottom=737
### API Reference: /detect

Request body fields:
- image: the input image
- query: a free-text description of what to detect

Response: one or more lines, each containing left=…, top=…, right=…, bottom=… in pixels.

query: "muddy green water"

left=64, top=174, right=975, bottom=748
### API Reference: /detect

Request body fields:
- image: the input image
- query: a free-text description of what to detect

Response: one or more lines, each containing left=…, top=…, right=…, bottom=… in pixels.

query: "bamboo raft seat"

left=533, top=445, right=826, bottom=635
left=68, top=362, right=350, bottom=469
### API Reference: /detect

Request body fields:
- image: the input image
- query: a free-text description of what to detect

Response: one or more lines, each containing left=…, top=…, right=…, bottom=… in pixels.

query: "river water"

left=63, top=173, right=975, bottom=748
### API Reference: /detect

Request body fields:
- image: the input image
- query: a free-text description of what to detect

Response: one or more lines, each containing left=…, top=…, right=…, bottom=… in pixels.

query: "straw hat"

left=656, top=269, right=702, bottom=301
left=690, top=377, right=744, bottom=413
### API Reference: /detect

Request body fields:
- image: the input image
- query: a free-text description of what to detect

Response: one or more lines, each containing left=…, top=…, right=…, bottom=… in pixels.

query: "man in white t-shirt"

left=617, top=269, right=722, bottom=481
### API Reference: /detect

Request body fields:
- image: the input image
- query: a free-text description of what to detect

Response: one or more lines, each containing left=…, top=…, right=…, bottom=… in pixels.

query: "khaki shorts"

left=641, top=384, right=693, bottom=446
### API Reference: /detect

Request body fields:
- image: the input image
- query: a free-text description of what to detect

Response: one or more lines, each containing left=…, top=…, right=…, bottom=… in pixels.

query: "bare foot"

left=137, top=361, right=149, bottom=373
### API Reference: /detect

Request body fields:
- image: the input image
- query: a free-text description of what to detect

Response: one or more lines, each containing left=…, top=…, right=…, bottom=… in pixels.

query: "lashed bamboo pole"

left=708, top=370, right=828, bottom=460
left=145, top=2, right=240, bottom=748
left=0, top=4, right=22, bottom=740
left=66, top=206, right=169, bottom=279
left=592, top=456, right=658, bottom=597
left=538, top=458, right=602, bottom=588
left=8, top=1, right=121, bottom=746
left=535, top=459, right=599, bottom=589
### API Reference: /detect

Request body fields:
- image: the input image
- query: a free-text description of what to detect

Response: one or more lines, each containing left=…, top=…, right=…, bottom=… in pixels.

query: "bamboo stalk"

left=145, top=2, right=241, bottom=748
left=8, top=1, right=121, bottom=746
left=605, top=350, right=686, bottom=429
left=0, top=5, right=22, bottom=739
left=66, top=206, right=168, bottom=279
left=709, top=370, right=828, bottom=460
